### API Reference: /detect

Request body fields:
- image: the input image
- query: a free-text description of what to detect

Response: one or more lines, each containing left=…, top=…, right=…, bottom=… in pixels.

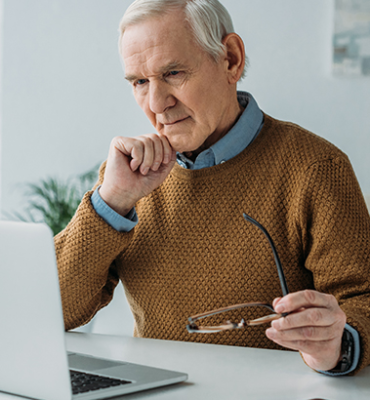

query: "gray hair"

left=118, top=0, right=248, bottom=79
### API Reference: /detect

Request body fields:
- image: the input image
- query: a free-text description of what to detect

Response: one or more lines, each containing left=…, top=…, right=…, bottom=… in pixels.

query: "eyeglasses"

left=186, top=213, right=290, bottom=334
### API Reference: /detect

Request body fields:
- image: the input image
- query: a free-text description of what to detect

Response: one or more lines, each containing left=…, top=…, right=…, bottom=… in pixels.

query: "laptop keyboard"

left=70, top=370, right=131, bottom=395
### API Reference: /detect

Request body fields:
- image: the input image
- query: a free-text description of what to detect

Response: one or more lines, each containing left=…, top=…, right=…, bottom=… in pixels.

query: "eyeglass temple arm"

left=189, top=302, right=275, bottom=323
left=243, top=213, right=289, bottom=297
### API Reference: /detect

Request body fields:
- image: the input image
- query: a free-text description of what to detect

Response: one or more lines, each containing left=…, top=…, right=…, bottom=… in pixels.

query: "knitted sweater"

left=55, top=114, right=370, bottom=374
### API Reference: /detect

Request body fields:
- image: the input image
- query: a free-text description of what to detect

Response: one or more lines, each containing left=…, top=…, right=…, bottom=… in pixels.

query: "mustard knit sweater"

left=55, top=115, right=370, bottom=374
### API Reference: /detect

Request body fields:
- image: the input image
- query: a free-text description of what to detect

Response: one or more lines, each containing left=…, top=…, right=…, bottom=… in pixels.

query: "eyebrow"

left=124, top=61, right=189, bottom=83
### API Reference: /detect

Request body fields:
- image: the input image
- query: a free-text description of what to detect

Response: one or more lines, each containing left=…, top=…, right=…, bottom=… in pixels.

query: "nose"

left=149, top=80, right=176, bottom=114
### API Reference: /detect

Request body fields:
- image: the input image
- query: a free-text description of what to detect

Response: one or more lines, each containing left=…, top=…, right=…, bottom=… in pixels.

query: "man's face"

left=121, top=11, right=238, bottom=154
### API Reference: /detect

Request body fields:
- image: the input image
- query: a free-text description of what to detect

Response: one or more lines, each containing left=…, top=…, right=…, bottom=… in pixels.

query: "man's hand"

left=265, top=289, right=347, bottom=371
left=99, top=134, right=176, bottom=216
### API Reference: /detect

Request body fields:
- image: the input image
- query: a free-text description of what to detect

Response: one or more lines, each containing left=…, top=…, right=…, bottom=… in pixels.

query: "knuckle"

left=111, top=136, right=125, bottom=148
left=325, top=293, right=336, bottom=308
left=301, top=326, right=314, bottom=339
left=139, top=135, right=151, bottom=146
left=132, top=140, right=144, bottom=154
left=144, top=133, right=158, bottom=141
left=303, top=289, right=316, bottom=303
left=308, top=308, right=322, bottom=325
left=111, top=135, right=121, bottom=143
left=282, top=315, right=293, bottom=329
left=147, top=133, right=160, bottom=143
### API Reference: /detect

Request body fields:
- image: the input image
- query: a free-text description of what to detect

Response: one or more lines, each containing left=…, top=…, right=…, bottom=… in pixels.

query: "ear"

left=222, top=33, right=245, bottom=84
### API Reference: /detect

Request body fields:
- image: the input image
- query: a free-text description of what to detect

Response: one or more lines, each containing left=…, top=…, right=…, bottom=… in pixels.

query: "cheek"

left=135, top=93, right=157, bottom=125
left=195, top=108, right=217, bottom=134
left=181, top=84, right=219, bottom=127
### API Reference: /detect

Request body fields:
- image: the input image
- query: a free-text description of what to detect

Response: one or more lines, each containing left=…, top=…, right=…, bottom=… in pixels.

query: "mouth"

left=163, top=116, right=190, bottom=126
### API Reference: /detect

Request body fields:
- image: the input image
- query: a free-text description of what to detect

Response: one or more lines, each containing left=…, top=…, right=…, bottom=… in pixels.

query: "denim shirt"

left=91, top=91, right=359, bottom=376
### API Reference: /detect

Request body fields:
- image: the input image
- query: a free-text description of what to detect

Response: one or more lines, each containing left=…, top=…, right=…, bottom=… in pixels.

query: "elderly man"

left=56, top=0, right=370, bottom=376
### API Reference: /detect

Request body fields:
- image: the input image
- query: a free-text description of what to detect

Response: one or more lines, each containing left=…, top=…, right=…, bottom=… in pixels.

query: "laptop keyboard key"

left=70, top=370, right=131, bottom=395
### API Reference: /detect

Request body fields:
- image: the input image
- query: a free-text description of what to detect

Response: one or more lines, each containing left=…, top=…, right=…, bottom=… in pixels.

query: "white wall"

left=1, top=0, right=370, bottom=215
left=0, top=0, right=3, bottom=212
left=234, top=0, right=370, bottom=195
left=1, top=0, right=369, bottom=335
left=1, top=0, right=153, bottom=216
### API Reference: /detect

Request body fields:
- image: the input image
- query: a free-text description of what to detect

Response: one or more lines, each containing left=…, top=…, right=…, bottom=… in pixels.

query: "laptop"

left=0, top=221, right=188, bottom=400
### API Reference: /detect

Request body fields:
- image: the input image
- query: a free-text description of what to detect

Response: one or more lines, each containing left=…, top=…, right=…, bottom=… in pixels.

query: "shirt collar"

left=176, top=91, right=264, bottom=170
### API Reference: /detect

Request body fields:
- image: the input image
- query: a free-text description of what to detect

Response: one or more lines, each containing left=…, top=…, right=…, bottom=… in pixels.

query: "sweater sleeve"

left=296, top=154, right=370, bottom=375
left=54, top=162, right=134, bottom=331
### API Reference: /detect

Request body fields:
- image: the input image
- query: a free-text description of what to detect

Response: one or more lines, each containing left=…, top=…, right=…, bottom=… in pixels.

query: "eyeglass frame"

left=186, top=213, right=289, bottom=334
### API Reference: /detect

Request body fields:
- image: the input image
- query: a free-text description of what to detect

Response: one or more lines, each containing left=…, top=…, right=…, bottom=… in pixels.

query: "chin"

left=160, top=124, right=203, bottom=154
left=164, top=137, right=196, bottom=154
left=171, top=143, right=199, bottom=154
left=167, top=134, right=203, bottom=153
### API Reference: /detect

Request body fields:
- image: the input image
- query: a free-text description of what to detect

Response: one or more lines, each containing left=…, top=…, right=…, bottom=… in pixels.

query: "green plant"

left=7, top=164, right=101, bottom=235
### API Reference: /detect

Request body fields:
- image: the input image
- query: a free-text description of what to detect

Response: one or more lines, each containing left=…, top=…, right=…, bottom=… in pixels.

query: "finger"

left=137, top=136, right=155, bottom=175
left=265, top=332, right=334, bottom=354
left=266, top=333, right=342, bottom=371
left=157, top=149, right=177, bottom=175
left=265, top=327, right=341, bottom=362
left=129, top=141, right=145, bottom=172
left=111, top=137, right=143, bottom=172
left=274, top=290, right=336, bottom=314
left=158, top=134, right=174, bottom=164
left=148, top=134, right=164, bottom=172
left=272, top=297, right=282, bottom=309
left=111, top=136, right=134, bottom=158
left=266, top=324, right=338, bottom=343
left=271, top=307, right=338, bottom=330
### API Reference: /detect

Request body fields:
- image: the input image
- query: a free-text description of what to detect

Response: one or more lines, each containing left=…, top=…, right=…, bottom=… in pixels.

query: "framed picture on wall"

left=333, top=0, right=370, bottom=76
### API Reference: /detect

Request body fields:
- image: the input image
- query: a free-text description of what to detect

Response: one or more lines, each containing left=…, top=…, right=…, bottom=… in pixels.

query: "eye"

left=135, top=78, right=148, bottom=86
left=166, top=71, right=184, bottom=79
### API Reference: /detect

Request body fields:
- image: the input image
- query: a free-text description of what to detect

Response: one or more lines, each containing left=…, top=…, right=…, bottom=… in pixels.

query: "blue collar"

left=176, top=91, right=264, bottom=170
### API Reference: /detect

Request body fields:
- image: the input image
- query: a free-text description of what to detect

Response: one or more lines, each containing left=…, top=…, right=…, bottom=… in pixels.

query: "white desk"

left=1, top=332, right=369, bottom=400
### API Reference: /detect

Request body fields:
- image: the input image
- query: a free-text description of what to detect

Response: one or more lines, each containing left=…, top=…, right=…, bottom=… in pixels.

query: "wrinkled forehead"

left=121, top=12, right=203, bottom=75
